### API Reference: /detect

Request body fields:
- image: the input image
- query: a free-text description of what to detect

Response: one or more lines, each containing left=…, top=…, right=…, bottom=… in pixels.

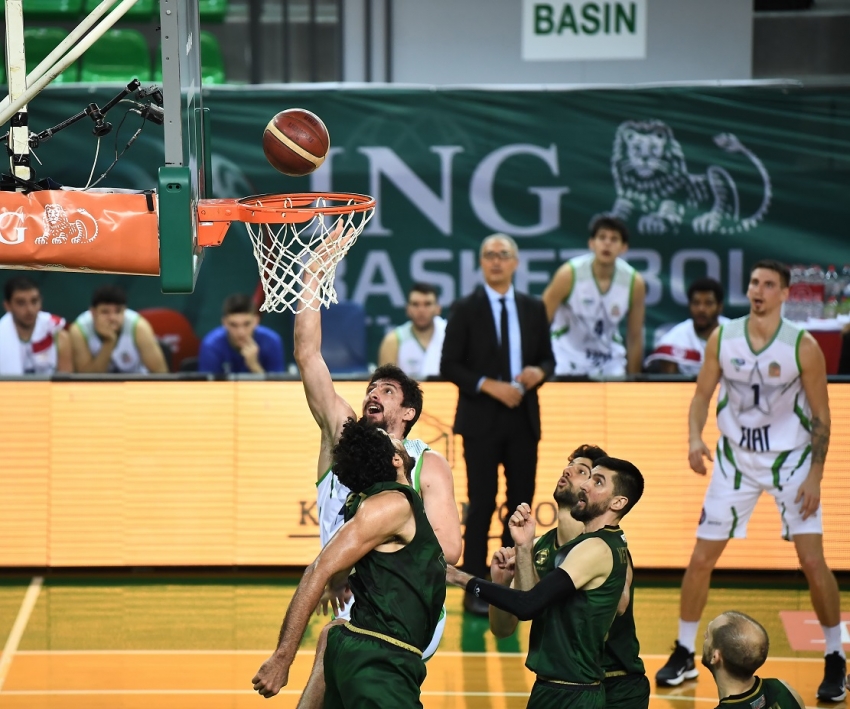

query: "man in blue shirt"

left=198, top=294, right=285, bottom=374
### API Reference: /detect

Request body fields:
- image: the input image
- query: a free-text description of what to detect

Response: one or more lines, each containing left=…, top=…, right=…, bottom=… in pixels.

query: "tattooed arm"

left=798, top=333, right=830, bottom=520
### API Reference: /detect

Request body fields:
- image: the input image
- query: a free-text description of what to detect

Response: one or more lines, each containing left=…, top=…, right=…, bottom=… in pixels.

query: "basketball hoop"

left=196, top=192, right=375, bottom=313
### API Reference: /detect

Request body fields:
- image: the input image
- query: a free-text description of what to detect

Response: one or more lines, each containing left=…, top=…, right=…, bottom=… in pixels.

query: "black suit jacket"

left=440, top=286, right=555, bottom=440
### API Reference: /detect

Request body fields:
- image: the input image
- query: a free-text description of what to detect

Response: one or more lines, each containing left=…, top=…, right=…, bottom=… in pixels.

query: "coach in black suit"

left=441, top=234, right=555, bottom=614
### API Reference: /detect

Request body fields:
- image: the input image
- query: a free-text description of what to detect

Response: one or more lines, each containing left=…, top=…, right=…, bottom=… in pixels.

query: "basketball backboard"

left=157, top=0, right=211, bottom=293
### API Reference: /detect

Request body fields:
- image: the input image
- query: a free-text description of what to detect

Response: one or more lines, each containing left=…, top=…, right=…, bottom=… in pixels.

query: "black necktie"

left=499, top=297, right=511, bottom=382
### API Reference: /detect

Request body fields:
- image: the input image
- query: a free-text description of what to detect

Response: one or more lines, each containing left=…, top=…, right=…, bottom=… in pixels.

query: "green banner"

left=12, top=83, right=850, bottom=362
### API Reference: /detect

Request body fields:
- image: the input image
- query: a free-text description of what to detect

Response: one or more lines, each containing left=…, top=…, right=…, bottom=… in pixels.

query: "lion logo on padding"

left=35, top=204, right=99, bottom=245
left=597, top=120, right=771, bottom=236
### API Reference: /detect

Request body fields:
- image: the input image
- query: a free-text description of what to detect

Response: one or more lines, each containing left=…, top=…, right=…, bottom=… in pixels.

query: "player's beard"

left=700, top=648, right=718, bottom=677
left=553, top=485, right=580, bottom=510
left=570, top=493, right=608, bottom=523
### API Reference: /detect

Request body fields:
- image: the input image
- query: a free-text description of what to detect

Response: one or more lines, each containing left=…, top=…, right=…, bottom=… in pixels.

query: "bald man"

left=701, top=611, right=805, bottom=708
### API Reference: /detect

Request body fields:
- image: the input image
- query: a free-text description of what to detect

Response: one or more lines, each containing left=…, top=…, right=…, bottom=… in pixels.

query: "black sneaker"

left=655, top=641, right=699, bottom=687
left=817, top=652, right=847, bottom=702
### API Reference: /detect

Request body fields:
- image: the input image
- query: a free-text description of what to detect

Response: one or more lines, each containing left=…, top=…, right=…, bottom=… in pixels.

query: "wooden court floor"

left=0, top=573, right=844, bottom=709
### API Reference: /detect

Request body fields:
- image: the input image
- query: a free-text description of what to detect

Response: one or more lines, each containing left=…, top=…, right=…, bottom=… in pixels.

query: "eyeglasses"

left=481, top=250, right=515, bottom=262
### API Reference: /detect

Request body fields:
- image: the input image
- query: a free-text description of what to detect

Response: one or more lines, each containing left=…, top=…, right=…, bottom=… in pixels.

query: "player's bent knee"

left=688, top=540, right=727, bottom=570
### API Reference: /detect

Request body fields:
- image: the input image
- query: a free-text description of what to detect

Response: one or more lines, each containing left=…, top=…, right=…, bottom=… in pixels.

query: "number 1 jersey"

left=716, top=317, right=811, bottom=453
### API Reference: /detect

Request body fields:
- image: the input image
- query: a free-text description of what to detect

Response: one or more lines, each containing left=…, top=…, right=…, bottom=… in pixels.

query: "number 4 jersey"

left=550, top=253, right=635, bottom=377
left=716, top=317, right=811, bottom=453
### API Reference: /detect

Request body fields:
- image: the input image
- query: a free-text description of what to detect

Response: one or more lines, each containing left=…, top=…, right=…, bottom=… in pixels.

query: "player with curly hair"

left=252, top=418, right=446, bottom=707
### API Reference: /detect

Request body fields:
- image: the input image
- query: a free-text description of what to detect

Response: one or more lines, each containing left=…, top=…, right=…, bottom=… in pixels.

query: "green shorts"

left=526, top=679, right=605, bottom=709
left=603, top=673, right=650, bottom=709
left=323, top=625, right=426, bottom=709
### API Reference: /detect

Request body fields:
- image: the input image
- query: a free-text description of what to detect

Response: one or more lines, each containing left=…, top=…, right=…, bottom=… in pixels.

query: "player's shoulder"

left=658, top=318, right=695, bottom=343
left=200, top=325, right=227, bottom=347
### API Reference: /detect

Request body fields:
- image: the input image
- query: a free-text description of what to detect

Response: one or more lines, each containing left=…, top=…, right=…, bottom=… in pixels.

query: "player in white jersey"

left=378, top=282, right=446, bottom=379
left=69, top=285, right=167, bottom=374
left=543, top=217, right=646, bottom=377
left=293, top=246, right=462, bottom=709
left=645, top=278, right=728, bottom=377
left=656, top=260, right=844, bottom=703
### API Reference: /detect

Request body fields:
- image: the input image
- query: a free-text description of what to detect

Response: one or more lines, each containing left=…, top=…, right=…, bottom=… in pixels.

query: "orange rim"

left=197, top=192, right=375, bottom=224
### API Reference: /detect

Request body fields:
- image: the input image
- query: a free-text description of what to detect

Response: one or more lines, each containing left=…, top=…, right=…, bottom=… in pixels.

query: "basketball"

left=262, top=108, right=330, bottom=177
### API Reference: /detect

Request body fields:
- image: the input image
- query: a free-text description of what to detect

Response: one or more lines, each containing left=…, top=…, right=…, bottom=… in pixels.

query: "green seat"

left=22, top=0, right=83, bottom=19
left=153, top=31, right=226, bottom=84
left=24, top=28, right=80, bottom=83
left=80, top=28, right=151, bottom=82
left=199, top=0, right=228, bottom=22
left=83, top=0, right=156, bottom=20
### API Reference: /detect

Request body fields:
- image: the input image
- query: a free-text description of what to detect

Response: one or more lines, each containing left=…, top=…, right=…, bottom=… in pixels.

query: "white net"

left=243, top=196, right=375, bottom=313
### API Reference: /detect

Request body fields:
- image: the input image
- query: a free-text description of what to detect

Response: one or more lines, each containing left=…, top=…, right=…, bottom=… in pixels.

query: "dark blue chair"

left=320, top=300, right=368, bottom=374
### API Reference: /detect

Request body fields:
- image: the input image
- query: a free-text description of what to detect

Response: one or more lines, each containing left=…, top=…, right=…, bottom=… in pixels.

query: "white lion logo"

left=598, top=120, right=772, bottom=235
left=35, top=204, right=99, bottom=245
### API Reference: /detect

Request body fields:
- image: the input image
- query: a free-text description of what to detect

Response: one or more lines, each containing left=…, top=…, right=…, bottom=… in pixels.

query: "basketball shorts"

left=698, top=438, right=821, bottom=541
left=603, top=673, right=650, bottom=709
left=526, top=679, right=604, bottom=709
left=335, top=603, right=446, bottom=661
left=323, top=624, right=426, bottom=709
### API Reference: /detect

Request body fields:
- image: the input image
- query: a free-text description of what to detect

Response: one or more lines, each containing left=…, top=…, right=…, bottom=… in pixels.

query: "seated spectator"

left=70, top=285, right=168, bottom=374
left=198, top=294, right=284, bottom=374
left=378, top=283, right=446, bottom=379
left=644, top=277, right=729, bottom=376
left=1, top=276, right=72, bottom=374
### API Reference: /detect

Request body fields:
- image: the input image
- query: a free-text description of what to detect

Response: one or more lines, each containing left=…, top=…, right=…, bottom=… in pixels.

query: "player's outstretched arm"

left=542, top=262, right=574, bottom=323
left=252, top=491, right=412, bottom=698
left=446, top=538, right=613, bottom=621
left=688, top=327, right=722, bottom=475
left=797, top=332, right=830, bottom=520
left=419, top=451, right=462, bottom=565
left=294, top=229, right=358, bottom=474
left=626, top=274, right=646, bottom=375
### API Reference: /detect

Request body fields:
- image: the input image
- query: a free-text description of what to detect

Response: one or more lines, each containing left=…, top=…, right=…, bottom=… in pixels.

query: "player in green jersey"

left=489, top=445, right=649, bottom=708
left=448, top=456, right=644, bottom=708
left=702, top=611, right=805, bottom=709
left=252, top=418, right=446, bottom=706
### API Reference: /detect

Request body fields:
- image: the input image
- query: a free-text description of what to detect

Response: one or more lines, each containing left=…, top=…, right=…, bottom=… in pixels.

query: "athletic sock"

left=678, top=620, right=700, bottom=654
left=822, top=624, right=846, bottom=658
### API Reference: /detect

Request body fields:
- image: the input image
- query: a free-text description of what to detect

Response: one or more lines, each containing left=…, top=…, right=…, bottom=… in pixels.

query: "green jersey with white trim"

left=716, top=676, right=803, bottom=708
left=716, top=317, right=811, bottom=453
left=551, top=253, right=634, bottom=376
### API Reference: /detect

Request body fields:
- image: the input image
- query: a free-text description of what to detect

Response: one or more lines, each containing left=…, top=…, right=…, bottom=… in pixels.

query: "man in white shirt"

left=70, top=285, right=168, bottom=374
left=378, top=283, right=446, bottom=380
left=0, top=276, right=72, bottom=375
left=645, top=278, right=727, bottom=376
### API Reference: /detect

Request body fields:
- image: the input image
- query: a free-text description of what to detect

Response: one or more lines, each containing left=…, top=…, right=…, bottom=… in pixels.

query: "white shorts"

left=698, top=438, right=821, bottom=541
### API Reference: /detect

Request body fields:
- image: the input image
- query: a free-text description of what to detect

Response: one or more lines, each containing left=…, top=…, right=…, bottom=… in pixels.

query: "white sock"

left=822, top=624, right=846, bottom=658
left=678, top=620, right=700, bottom=654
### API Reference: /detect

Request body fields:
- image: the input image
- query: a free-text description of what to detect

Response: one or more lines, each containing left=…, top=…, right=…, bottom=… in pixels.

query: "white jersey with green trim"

left=316, top=438, right=431, bottom=547
left=716, top=317, right=811, bottom=453
left=551, top=253, right=634, bottom=376
left=74, top=308, right=147, bottom=374
left=394, top=316, right=446, bottom=379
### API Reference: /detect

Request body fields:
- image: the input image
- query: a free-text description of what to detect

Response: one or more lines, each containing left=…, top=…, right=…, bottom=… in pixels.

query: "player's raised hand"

left=490, top=546, right=516, bottom=586
left=688, top=439, right=713, bottom=475
left=252, top=653, right=290, bottom=698
left=795, top=474, right=821, bottom=520
left=508, top=503, right=536, bottom=547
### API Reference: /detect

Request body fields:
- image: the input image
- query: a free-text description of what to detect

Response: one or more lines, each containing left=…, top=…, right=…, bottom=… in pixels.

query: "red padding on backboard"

left=0, top=190, right=160, bottom=276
